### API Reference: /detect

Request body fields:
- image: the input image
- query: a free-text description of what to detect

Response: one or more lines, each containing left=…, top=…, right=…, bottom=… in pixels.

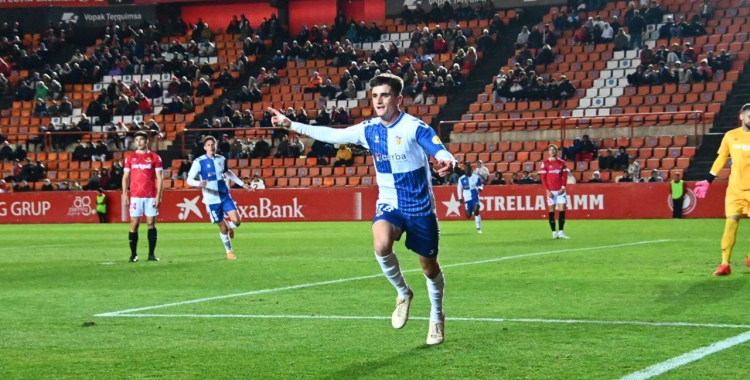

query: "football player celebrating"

left=186, top=136, right=254, bottom=260
left=457, top=162, right=484, bottom=233
left=269, top=73, right=454, bottom=345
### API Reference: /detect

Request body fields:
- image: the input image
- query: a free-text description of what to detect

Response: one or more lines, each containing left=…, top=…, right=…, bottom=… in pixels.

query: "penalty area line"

left=618, top=330, right=750, bottom=380
left=95, top=239, right=673, bottom=317
left=98, top=313, right=750, bottom=330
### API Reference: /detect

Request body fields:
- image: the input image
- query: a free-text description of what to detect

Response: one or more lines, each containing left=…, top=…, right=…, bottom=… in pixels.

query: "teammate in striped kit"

left=457, top=162, right=484, bottom=233
left=269, top=73, right=455, bottom=345
left=186, top=136, right=254, bottom=260
left=540, top=144, right=571, bottom=239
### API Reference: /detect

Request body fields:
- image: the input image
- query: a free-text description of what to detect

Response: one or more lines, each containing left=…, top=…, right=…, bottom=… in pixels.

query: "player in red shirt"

left=539, top=144, right=570, bottom=239
left=122, top=131, right=164, bottom=262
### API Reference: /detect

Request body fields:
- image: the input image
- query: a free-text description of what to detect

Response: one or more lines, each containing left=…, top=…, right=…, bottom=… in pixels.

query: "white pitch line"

left=98, top=313, right=750, bottom=330
left=95, top=239, right=672, bottom=317
left=0, top=236, right=208, bottom=251
left=618, top=330, right=750, bottom=380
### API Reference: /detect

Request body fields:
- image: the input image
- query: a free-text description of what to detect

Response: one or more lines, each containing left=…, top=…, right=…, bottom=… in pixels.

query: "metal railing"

left=438, top=111, right=706, bottom=142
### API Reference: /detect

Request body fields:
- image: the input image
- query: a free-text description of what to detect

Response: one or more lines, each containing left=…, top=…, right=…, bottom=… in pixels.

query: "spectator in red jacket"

left=681, top=42, right=697, bottom=64
left=138, top=96, right=152, bottom=114
left=433, top=34, right=447, bottom=53
left=697, top=59, right=713, bottom=81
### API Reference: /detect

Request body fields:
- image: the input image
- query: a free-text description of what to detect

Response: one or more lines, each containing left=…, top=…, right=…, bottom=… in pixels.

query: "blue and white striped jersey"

left=458, top=173, right=483, bottom=202
left=291, top=112, right=454, bottom=216
left=186, top=154, right=232, bottom=205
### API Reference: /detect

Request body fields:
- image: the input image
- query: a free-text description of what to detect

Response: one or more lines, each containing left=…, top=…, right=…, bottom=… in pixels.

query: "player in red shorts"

left=122, top=131, right=164, bottom=262
left=539, top=144, right=570, bottom=239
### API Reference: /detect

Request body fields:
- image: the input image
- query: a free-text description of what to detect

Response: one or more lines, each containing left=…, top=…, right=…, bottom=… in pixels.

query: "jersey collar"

left=381, top=111, right=405, bottom=128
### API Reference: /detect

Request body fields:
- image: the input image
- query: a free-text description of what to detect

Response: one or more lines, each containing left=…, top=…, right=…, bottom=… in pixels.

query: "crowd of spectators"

left=554, top=0, right=715, bottom=51
left=399, top=1, right=504, bottom=25
left=626, top=44, right=731, bottom=86
left=493, top=69, right=577, bottom=104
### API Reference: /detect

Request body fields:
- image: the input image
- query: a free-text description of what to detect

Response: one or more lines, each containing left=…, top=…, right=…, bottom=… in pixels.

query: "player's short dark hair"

left=203, top=135, right=217, bottom=144
left=134, top=131, right=149, bottom=140
left=369, top=73, right=404, bottom=96
left=741, top=104, right=750, bottom=113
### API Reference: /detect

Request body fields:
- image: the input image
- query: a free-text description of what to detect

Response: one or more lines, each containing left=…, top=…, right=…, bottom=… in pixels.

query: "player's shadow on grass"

left=657, top=278, right=746, bottom=316
left=320, top=345, right=443, bottom=380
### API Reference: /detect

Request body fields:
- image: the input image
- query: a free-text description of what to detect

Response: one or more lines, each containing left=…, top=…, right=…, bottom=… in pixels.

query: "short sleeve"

left=154, top=153, right=163, bottom=171
left=123, top=154, right=131, bottom=172
left=414, top=121, right=447, bottom=158
left=561, top=160, right=570, bottom=172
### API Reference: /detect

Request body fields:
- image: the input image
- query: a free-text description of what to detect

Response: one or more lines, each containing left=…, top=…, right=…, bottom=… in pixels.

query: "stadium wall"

left=287, top=0, right=337, bottom=35
left=180, top=0, right=277, bottom=35
left=0, top=182, right=723, bottom=224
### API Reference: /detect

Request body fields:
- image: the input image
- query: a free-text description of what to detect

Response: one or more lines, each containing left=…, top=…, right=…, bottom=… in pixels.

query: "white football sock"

left=425, top=271, right=445, bottom=321
left=374, top=251, right=410, bottom=298
left=220, top=233, right=233, bottom=252
left=227, top=221, right=239, bottom=229
left=475, top=215, right=482, bottom=229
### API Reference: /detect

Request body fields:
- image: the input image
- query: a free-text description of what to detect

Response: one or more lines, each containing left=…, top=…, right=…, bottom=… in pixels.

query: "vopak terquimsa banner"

left=46, top=4, right=156, bottom=29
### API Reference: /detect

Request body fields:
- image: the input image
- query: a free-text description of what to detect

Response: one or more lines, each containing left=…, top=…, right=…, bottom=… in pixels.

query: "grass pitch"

left=2, top=219, right=750, bottom=380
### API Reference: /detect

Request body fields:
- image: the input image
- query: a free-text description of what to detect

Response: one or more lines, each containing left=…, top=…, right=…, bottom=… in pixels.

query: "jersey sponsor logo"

left=731, top=144, right=750, bottom=151
left=132, top=163, right=153, bottom=170
left=236, top=198, right=304, bottom=218
left=177, top=196, right=203, bottom=220
left=374, top=152, right=407, bottom=162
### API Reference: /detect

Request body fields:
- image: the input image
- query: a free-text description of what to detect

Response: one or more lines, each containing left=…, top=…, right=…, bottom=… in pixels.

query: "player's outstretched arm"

left=268, top=107, right=361, bottom=145
left=185, top=159, right=207, bottom=188
left=225, top=170, right=253, bottom=191
left=414, top=123, right=455, bottom=176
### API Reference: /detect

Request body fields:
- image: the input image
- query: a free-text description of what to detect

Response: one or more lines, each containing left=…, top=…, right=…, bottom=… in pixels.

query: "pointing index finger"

left=267, top=107, right=281, bottom=116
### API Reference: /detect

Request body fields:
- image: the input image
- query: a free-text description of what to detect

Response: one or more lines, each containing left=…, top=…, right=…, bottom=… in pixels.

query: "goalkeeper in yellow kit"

left=696, top=104, right=750, bottom=276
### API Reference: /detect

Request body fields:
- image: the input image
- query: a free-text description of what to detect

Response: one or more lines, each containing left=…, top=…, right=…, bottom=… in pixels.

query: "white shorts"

left=129, top=197, right=159, bottom=218
left=547, top=191, right=568, bottom=207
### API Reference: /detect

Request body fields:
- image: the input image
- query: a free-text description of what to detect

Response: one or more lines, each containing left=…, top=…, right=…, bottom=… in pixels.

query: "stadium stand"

left=443, top=0, right=747, bottom=184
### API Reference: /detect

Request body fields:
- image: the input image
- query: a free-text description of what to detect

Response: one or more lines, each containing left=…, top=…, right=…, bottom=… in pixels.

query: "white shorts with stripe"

left=547, top=191, right=568, bottom=206
left=129, top=197, right=159, bottom=218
